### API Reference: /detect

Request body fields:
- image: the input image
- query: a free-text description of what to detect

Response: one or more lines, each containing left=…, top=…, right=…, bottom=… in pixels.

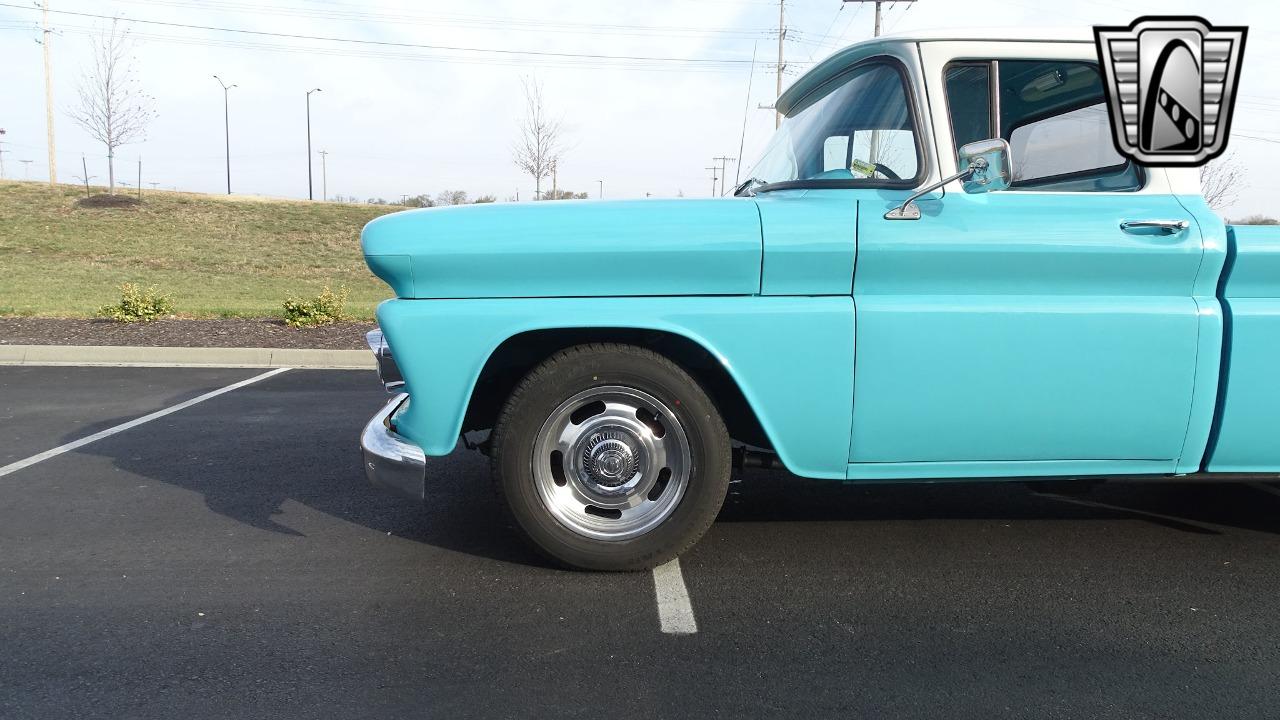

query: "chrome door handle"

left=1120, top=219, right=1190, bottom=236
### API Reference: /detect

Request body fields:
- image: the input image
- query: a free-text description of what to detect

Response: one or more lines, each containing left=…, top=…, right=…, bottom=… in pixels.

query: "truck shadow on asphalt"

left=719, top=470, right=1280, bottom=537
left=65, top=372, right=1280, bottom=569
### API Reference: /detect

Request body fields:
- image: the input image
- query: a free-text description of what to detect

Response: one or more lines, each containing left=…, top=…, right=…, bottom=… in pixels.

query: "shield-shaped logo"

left=1095, top=16, right=1247, bottom=166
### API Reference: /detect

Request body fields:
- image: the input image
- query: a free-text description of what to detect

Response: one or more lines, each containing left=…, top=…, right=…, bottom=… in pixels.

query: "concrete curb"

left=0, top=344, right=374, bottom=369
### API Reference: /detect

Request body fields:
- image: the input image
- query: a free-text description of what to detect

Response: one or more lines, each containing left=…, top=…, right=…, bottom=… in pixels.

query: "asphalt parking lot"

left=3, top=365, right=1280, bottom=719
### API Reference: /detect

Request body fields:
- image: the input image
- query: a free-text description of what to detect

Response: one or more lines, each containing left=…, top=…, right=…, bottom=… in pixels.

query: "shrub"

left=96, top=283, right=174, bottom=323
left=1232, top=214, right=1279, bottom=226
left=282, top=285, right=349, bottom=328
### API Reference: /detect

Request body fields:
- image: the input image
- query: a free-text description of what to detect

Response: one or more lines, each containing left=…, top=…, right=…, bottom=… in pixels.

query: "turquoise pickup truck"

left=359, top=29, right=1278, bottom=571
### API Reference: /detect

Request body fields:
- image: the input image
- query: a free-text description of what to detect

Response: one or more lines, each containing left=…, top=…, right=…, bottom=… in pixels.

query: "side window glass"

left=823, top=136, right=849, bottom=172
left=944, top=64, right=991, bottom=150
left=944, top=60, right=1143, bottom=192
left=999, top=60, right=1142, bottom=191
left=851, top=129, right=917, bottom=176
left=1008, top=103, right=1132, bottom=187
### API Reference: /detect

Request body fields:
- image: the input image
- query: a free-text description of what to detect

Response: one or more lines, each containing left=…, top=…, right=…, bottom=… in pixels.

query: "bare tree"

left=69, top=19, right=155, bottom=193
left=435, top=189, right=469, bottom=206
left=512, top=77, right=562, bottom=200
left=1199, top=153, right=1245, bottom=212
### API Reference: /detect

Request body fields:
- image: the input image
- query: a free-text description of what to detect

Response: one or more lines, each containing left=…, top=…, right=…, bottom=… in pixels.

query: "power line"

left=0, top=22, right=798, bottom=74
left=829, top=2, right=865, bottom=49
left=0, top=4, right=770, bottom=66
left=1236, top=133, right=1280, bottom=145
left=107, top=0, right=779, bottom=40
left=840, top=0, right=916, bottom=39
left=806, top=4, right=845, bottom=62
left=887, top=1, right=915, bottom=33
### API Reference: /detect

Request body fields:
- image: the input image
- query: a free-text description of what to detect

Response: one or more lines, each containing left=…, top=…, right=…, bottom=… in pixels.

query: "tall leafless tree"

left=1199, top=153, right=1245, bottom=212
left=69, top=19, right=155, bottom=194
left=512, top=77, right=562, bottom=200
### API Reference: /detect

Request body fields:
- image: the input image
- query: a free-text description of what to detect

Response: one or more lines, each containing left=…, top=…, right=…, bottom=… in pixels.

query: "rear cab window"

left=943, top=59, right=1143, bottom=192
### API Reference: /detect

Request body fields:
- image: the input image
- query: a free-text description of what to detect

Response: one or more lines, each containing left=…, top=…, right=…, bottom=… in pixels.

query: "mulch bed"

left=0, top=318, right=376, bottom=350
left=75, top=194, right=142, bottom=209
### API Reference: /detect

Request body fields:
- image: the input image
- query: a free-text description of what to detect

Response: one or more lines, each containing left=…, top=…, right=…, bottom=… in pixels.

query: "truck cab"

left=359, top=29, right=1279, bottom=570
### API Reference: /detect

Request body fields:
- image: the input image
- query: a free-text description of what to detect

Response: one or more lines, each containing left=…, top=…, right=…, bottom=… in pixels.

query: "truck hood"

left=361, top=198, right=762, bottom=299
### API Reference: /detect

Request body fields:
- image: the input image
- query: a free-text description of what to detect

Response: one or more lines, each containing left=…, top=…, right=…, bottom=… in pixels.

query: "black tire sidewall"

left=493, top=345, right=730, bottom=571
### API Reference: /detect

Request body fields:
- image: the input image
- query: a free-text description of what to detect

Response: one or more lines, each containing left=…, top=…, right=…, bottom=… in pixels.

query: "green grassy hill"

left=0, top=181, right=402, bottom=319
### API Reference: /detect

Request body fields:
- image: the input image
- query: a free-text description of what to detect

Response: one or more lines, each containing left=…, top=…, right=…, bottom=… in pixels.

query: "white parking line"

left=652, top=558, right=698, bottom=635
left=0, top=368, right=290, bottom=479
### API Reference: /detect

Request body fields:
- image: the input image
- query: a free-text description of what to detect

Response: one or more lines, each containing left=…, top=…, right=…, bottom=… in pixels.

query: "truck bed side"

left=1205, top=225, right=1280, bottom=472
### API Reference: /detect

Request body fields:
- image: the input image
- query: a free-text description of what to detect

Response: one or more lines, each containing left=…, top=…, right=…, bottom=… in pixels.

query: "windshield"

left=744, top=61, right=921, bottom=190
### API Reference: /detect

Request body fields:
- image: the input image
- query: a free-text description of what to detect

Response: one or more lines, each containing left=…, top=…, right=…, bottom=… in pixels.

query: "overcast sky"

left=1, top=0, right=1275, bottom=216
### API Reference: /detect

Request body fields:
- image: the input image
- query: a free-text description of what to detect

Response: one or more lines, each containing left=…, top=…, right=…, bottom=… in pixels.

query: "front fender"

left=362, top=198, right=763, bottom=299
left=376, top=296, right=854, bottom=480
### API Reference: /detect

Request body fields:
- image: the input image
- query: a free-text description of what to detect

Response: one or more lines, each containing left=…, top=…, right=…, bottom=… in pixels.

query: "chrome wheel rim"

left=532, top=385, right=691, bottom=541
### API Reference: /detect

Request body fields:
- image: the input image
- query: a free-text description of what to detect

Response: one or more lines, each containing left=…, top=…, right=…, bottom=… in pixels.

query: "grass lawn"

left=0, top=180, right=402, bottom=319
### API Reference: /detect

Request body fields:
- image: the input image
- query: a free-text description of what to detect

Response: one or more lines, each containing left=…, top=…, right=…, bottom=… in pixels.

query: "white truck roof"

left=878, top=27, right=1095, bottom=43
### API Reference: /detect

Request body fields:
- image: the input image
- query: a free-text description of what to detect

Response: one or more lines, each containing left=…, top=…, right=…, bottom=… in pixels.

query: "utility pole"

left=149, top=182, right=159, bottom=190
left=213, top=75, right=235, bottom=194
left=705, top=166, right=719, bottom=197
left=736, top=43, right=758, bottom=188
left=21, top=159, right=33, bottom=180
left=597, top=179, right=603, bottom=199
left=41, top=0, right=57, bottom=184
left=840, top=1, right=915, bottom=163
left=305, top=87, right=321, bottom=200
left=774, top=0, right=785, bottom=128
left=842, top=0, right=916, bottom=39
left=318, top=149, right=328, bottom=201
left=712, top=156, right=736, bottom=196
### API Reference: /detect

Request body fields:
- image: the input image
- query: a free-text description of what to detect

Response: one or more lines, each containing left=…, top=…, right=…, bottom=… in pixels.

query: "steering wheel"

left=872, top=163, right=902, bottom=181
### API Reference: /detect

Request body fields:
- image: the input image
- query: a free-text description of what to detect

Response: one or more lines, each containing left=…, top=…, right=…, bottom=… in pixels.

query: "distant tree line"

left=1233, top=215, right=1279, bottom=225
left=358, top=188, right=588, bottom=206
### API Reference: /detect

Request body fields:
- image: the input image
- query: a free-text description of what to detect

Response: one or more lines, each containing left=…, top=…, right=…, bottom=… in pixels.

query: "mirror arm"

left=884, top=158, right=986, bottom=221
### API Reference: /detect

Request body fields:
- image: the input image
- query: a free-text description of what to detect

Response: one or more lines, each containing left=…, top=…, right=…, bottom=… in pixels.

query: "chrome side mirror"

left=885, top=137, right=1015, bottom=220
left=958, top=138, right=1012, bottom=194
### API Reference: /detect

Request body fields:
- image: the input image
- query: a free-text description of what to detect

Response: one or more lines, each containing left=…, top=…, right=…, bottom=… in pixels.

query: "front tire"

left=491, top=343, right=731, bottom=571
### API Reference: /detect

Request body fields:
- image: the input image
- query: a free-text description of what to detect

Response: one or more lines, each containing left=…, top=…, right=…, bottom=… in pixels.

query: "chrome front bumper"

left=366, top=328, right=404, bottom=392
left=360, top=392, right=427, bottom=501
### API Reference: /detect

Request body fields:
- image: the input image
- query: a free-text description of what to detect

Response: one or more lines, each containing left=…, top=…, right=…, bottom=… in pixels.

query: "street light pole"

left=597, top=179, right=603, bottom=199
left=306, top=88, right=321, bottom=200
left=213, top=75, right=236, bottom=194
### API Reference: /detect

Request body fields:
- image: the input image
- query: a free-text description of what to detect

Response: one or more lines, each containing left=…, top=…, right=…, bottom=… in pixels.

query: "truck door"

left=848, top=58, right=1206, bottom=477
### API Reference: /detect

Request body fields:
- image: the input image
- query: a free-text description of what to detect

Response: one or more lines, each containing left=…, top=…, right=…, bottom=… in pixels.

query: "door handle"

left=1120, top=219, right=1190, bottom=236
